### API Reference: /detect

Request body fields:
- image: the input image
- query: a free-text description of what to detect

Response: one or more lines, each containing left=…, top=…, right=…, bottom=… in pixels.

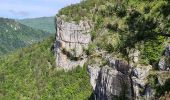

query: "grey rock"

left=94, top=66, right=132, bottom=100
left=55, top=49, right=87, bottom=71
left=143, top=85, right=155, bottom=100
left=54, top=16, right=91, bottom=71
left=128, top=49, right=140, bottom=63
left=107, top=58, right=130, bottom=74
left=87, top=65, right=101, bottom=90
left=131, top=64, right=152, bottom=98
left=158, top=57, right=166, bottom=70
left=132, top=65, right=152, bottom=79
left=88, top=57, right=154, bottom=100
left=165, top=46, right=170, bottom=56
left=88, top=63, right=132, bottom=100
left=102, top=55, right=130, bottom=74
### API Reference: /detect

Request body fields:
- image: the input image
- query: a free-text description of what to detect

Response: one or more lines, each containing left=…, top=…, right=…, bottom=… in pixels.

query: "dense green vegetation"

left=0, top=17, right=51, bottom=55
left=18, top=17, right=55, bottom=33
left=0, top=37, right=92, bottom=99
left=59, top=0, right=170, bottom=65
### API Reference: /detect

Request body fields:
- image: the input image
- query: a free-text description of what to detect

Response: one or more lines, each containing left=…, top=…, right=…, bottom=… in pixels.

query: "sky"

left=0, top=0, right=81, bottom=19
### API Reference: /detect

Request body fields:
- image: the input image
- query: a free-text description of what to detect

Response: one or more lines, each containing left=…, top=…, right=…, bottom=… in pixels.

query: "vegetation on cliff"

left=59, top=0, right=170, bottom=66
left=0, top=37, right=92, bottom=99
left=58, top=0, right=170, bottom=98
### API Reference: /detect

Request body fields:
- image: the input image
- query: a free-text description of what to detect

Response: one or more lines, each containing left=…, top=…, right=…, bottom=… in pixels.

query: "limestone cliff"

left=53, top=16, right=156, bottom=100
left=87, top=53, right=156, bottom=100
left=54, top=16, right=91, bottom=70
left=88, top=65, right=132, bottom=100
left=53, top=14, right=170, bottom=100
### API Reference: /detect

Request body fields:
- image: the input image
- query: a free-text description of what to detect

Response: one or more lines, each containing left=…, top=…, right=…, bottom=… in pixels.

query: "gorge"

left=1, top=0, right=170, bottom=100
left=53, top=0, right=170, bottom=99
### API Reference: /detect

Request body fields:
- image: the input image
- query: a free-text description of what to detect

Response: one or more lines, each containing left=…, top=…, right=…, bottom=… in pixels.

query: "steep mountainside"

left=18, top=17, right=55, bottom=33
left=55, top=0, right=170, bottom=99
left=0, top=37, right=92, bottom=99
left=1, top=0, right=170, bottom=100
left=0, top=17, right=50, bottom=55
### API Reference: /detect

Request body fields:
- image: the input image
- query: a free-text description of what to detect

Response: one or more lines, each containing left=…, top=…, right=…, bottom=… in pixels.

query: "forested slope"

left=18, top=17, right=55, bottom=33
left=0, top=37, right=92, bottom=99
left=0, top=18, right=51, bottom=55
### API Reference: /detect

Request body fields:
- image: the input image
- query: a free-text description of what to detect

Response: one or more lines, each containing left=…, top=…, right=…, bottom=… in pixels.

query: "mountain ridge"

left=0, top=17, right=51, bottom=55
left=18, top=17, right=55, bottom=33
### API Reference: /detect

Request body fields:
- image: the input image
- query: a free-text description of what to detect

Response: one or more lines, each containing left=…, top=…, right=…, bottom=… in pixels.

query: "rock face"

left=87, top=65, right=101, bottom=90
left=131, top=64, right=152, bottom=99
left=94, top=66, right=132, bottom=100
left=165, top=46, right=170, bottom=56
left=54, top=16, right=91, bottom=70
left=158, top=57, right=167, bottom=70
left=87, top=56, right=155, bottom=100
left=128, top=49, right=140, bottom=64
left=88, top=58, right=132, bottom=100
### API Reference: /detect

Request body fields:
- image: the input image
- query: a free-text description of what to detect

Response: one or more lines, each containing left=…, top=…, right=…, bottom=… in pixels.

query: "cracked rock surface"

left=54, top=17, right=91, bottom=71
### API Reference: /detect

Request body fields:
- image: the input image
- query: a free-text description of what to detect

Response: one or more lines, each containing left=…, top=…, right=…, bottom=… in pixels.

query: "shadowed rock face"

left=54, top=16, right=91, bottom=71
left=88, top=58, right=132, bottom=100
left=94, top=66, right=132, bottom=100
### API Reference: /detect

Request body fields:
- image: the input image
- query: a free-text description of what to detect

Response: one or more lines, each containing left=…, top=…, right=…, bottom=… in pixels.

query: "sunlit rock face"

left=54, top=16, right=91, bottom=71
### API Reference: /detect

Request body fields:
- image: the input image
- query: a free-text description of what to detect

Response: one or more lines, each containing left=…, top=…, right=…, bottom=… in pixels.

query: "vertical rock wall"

left=54, top=16, right=91, bottom=71
left=88, top=58, right=132, bottom=100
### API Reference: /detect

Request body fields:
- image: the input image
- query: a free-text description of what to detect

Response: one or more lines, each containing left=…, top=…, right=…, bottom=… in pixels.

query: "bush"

left=143, top=36, right=164, bottom=65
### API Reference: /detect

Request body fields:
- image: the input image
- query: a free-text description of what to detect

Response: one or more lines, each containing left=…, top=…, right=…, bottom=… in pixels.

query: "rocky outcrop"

left=158, top=57, right=167, bottom=70
left=88, top=65, right=101, bottom=90
left=131, top=64, right=152, bottom=99
left=88, top=58, right=132, bottom=100
left=164, top=46, right=170, bottom=56
left=54, top=16, right=91, bottom=70
left=94, top=66, right=132, bottom=100
left=128, top=49, right=140, bottom=64
left=87, top=55, right=155, bottom=100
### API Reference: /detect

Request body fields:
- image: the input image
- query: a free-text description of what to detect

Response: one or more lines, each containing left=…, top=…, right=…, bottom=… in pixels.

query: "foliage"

left=143, top=36, right=164, bottom=64
left=59, top=0, right=170, bottom=64
left=156, top=78, right=170, bottom=97
left=57, top=0, right=170, bottom=65
left=147, top=74, right=158, bottom=89
left=86, top=43, right=96, bottom=56
left=0, top=37, right=92, bottom=100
